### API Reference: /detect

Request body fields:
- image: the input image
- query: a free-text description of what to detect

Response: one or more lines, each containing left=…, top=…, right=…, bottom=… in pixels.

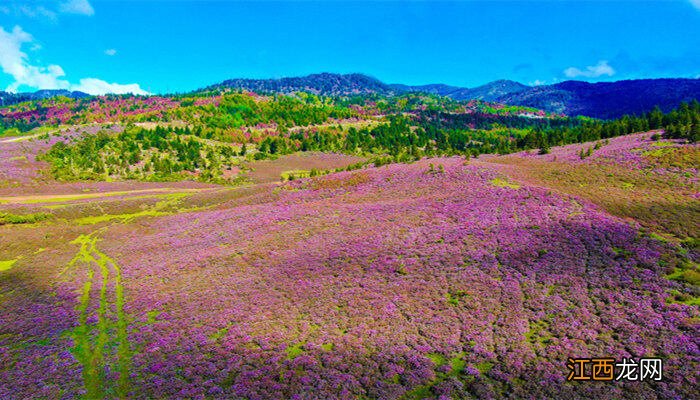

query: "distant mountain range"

left=0, top=89, right=89, bottom=107
left=389, top=79, right=531, bottom=101
left=495, top=79, right=700, bottom=119
left=3, top=74, right=699, bottom=120
left=207, top=73, right=700, bottom=119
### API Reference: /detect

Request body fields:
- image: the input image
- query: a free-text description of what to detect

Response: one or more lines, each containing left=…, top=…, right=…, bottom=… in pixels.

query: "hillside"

left=3, top=84, right=699, bottom=186
left=388, top=83, right=463, bottom=97
left=0, top=127, right=697, bottom=398
left=496, top=78, right=700, bottom=119
left=389, top=80, right=529, bottom=101
left=450, top=79, right=531, bottom=101
left=207, top=72, right=398, bottom=97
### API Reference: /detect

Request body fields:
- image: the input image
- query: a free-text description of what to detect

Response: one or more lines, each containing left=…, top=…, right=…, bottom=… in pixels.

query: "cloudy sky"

left=0, top=0, right=699, bottom=95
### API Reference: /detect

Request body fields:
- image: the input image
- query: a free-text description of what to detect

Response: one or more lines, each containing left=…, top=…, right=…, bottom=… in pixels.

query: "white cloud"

left=564, top=60, right=615, bottom=78
left=18, top=5, right=57, bottom=20
left=59, top=0, right=94, bottom=16
left=529, top=79, right=546, bottom=86
left=1, top=1, right=93, bottom=20
left=72, top=78, right=148, bottom=95
left=691, top=0, right=700, bottom=10
left=104, top=49, right=117, bottom=56
left=0, top=25, right=69, bottom=91
left=0, top=25, right=148, bottom=95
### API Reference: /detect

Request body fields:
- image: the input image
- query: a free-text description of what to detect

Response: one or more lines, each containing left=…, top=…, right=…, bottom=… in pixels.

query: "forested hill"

left=206, top=73, right=399, bottom=97
left=391, top=80, right=530, bottom=101
left=207, top=73, right=531, bottom=101
left=496, top=78, right=700, bottom=119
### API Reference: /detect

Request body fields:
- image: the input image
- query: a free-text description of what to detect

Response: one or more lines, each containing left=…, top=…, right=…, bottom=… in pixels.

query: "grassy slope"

left=482, top=132, right=699, bottom=239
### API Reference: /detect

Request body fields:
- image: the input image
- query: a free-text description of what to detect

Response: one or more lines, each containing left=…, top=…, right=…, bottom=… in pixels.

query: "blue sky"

left=1, top=0, right=699, bottom=95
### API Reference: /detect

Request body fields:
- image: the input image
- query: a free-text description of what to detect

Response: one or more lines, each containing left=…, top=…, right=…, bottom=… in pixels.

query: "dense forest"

left=40, top=127, right=243, bottom=183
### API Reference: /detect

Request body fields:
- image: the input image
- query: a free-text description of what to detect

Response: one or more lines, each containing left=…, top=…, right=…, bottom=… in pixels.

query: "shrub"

left=0, top=212, right=52, bottom=225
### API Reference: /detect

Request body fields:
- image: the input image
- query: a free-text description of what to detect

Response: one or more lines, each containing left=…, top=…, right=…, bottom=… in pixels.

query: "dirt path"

left=0, top=133, right=49, bottom=143
left=0, top=187, right=209, bottom=205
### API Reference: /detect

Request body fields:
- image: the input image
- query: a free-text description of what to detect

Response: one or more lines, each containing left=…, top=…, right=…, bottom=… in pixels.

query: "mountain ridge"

left=207, top=72, right=398, bottom=97
left=501, top=78, right=700, bottom=119
left=204, top=73, right=700, bottom=118
left=3, top=73, right=699, bottom=119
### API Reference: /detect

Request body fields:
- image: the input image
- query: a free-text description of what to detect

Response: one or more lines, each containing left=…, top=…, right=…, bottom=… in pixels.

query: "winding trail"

left=64, top=232, right=131, bottom=398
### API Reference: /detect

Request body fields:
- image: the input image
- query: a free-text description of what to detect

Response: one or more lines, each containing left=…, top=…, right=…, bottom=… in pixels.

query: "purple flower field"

left=1, top=155, right=697, bottom=399
left=512, top=131, right=698, bottom=181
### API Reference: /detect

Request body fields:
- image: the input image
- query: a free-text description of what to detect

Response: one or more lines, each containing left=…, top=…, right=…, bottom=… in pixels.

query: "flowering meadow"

left=1, top=145, right=698, bottom=398
left=486, top=131, right=699, bottom=240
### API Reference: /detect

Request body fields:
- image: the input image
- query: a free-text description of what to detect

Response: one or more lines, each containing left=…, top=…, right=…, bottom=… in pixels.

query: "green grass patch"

left=643, top=148, right=673, bottom=158
left=14, top=192, right=132, bottom=204
left=449, top=353, right=467, bottom=374
left=651, top=141, right=676, bottom=147
left=280, top=169, right=311, bottom=181
left=9, top=189, right=199, bottom=205
left=75, top=210, right=170, bottom=225
left=445, top=290, right=469, bottom=306
left=74, top=192, right=193, bottom=225
left=666, top=289, right=700, bottom=306
left=0, top=259, right=18, bottom=271
left=642, top=146, right=699, bottom=170
left=66, top=232, right=133, bottom=397
left=427, top=353, right=447, bottom=366
left=285, top=342, right=305, bottom=360
left=490, top=177, right=520, bottom=189
left=0, top=125, right=56, bottom=139
left=402, top=384, right=433, bottom=400
left=0, top=128, right=22, bottom=138
left=146, top=310, right=161, bottom=325
left=667, top=264, right=700, bottom=286
left=402, top=351, right=468, bottom=399
left=476, top=361, right=494, bottom=374
left=208, top=321, right=236, bottom=341
left=647, top=232, right=674, bottom=243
